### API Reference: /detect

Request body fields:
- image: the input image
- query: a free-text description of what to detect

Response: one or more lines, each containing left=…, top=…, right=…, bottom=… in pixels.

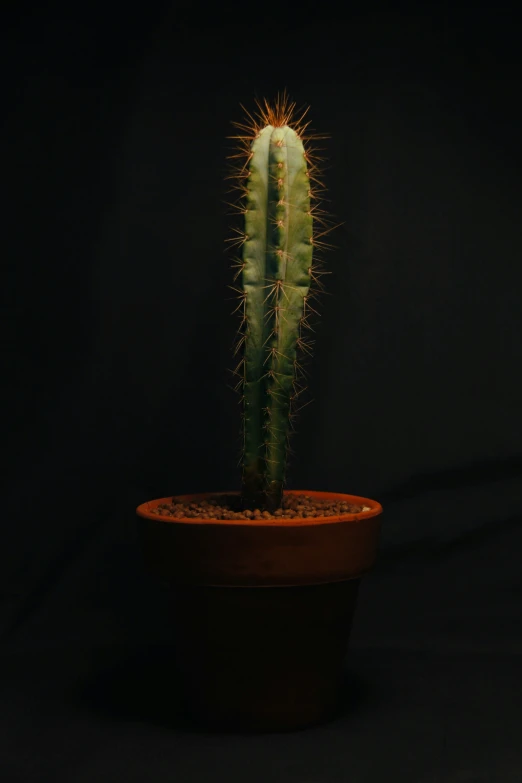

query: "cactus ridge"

left=226, top=94, right=335, bottom=512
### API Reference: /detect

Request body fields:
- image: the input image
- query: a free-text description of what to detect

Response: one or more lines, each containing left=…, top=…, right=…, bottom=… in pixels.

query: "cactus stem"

left=226, top=94, right=335, bottom=511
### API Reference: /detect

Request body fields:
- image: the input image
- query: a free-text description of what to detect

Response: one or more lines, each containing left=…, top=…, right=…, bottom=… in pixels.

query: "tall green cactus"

left=229, top=97, right=327, bottom=512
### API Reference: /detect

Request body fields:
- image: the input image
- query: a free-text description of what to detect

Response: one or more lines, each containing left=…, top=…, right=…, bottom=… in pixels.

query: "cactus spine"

left=229, top=97, right=327, bottom=512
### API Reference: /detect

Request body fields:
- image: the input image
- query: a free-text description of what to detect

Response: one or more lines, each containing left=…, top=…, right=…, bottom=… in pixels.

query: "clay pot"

left=136, top=490, right=383, bottom=732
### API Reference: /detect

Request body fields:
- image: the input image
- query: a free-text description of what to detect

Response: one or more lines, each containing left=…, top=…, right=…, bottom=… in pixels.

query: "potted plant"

left=136, top=95, right=383, bottom=732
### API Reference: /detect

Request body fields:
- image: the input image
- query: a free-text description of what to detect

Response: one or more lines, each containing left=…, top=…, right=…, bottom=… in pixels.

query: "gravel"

left=149, top=494, right=371, bottom=520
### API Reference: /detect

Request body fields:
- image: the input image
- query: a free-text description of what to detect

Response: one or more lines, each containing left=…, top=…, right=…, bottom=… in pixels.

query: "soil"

left=150, top=493, right=371, bottom=521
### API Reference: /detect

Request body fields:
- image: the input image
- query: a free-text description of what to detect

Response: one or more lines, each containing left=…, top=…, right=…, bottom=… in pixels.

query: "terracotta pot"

left=136, top=490, right=383, bottom=732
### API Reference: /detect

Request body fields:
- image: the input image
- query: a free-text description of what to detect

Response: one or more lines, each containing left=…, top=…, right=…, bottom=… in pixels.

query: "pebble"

left=150, top=496, right=368, bottom=520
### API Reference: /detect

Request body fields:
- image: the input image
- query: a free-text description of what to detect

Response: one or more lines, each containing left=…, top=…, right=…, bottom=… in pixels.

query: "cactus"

left=227, top=95, right=331, bottom=512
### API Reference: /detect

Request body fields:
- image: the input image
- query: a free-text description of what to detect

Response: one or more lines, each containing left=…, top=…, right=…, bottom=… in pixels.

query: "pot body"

left=136, top=490, right=383, bottom=732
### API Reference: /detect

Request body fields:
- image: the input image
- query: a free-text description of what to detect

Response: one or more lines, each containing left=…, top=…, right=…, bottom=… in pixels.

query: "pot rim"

left=136, top=489, right=383, bottom=527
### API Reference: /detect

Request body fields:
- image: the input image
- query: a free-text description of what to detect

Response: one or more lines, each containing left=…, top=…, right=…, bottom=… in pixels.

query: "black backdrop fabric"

left=3, top=3, right=522, bottom=782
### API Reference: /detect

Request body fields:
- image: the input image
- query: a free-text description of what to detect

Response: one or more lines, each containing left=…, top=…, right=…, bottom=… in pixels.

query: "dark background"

left=2, top=2, right=522, bottom=781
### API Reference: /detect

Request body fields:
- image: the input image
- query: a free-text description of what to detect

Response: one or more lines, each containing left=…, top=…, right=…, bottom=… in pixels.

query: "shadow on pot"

left=73, top=642, right=371, bottom=734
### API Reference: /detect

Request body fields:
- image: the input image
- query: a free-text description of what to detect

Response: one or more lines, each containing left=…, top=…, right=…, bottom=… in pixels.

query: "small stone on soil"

left=149, top=494, right=371, bottom=520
